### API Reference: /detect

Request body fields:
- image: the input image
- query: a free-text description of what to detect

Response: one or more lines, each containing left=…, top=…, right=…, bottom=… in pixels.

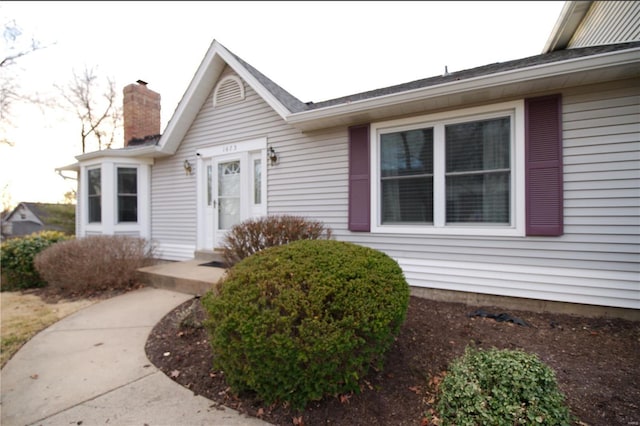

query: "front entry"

left=214, top=156, right=241, bottom=245
left=197, top=138, right=267, bottom=251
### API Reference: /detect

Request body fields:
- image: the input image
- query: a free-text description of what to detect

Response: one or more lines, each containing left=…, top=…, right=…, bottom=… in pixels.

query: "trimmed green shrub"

left=203, top=239, right=410, bottom=409
left=436, top=346, right=573, bottom=426
left=1, top=231, right=71, bottom=291
left=34, top=235, right=155, bottom=296
left=221, top=215, right=332, bottom=266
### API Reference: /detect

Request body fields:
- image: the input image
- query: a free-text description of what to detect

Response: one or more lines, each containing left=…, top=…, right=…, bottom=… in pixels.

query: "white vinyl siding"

left=150, top=68, right=639, bottom=308
left=268, top=129, right=349, bottom=231
left=569, top=1, right=640, bottom=48
left=343, top=79, right=639, bottom=310
left=213, top=75, right=245, bottom=107
left=150, top=68, right=345, bottom=259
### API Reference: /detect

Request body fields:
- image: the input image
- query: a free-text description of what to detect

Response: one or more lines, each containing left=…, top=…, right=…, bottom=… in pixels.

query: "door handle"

left=213, top=200, right=217, bottom=208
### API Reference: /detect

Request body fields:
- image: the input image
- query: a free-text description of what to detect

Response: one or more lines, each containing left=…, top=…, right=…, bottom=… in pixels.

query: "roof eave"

left=55, top=162, right=80, bottom=172
left=74, top=144, right=161, bottom=162
left=286, top=46, right=640, bottom=131
left=542, top=1, right=593, bottom=53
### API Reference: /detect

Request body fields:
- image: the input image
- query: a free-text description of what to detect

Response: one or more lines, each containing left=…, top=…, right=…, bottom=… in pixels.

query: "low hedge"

left=203, top=239, right=410, bottom=409
left=34, top=235, right=155, bottom=296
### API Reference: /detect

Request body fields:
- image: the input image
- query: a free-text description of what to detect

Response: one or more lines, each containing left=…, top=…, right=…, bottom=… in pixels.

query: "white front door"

left=197, top=139, right=267, bottom=251
left=214, top=156, right=242, bottom=245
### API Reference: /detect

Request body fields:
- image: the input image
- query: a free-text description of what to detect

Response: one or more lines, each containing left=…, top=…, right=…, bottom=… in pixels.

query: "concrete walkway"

left=0, top=287, right=270, bottom=426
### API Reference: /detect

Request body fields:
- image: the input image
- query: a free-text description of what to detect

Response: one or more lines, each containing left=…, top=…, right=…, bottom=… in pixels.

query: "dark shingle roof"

left=229, top=41, right=640, bottom=114
left=126, top=134, right=162, bottom=147
left=230, top=51, right=309, bottom=113
left=21, top=202, right=74, bottom=224
left=308, top=41, right=640, bottom=109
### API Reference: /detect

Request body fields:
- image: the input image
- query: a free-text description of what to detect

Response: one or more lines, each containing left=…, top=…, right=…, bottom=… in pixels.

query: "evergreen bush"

left=0, top=231, right=70, bottom=290
left=436, top=346, right=573, bottom=425
left=203, top=239, right=409, bottom=409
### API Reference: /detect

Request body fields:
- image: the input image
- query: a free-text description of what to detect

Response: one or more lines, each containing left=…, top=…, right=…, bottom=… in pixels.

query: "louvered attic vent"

left=213, top=75, right=245, bottom=107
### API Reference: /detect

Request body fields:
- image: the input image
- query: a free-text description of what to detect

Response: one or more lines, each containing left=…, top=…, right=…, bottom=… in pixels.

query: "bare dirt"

left=145, top=296, right=640, bottom=426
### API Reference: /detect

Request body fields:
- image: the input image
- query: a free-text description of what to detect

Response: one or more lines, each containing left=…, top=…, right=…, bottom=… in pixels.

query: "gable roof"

left=74, top=3, right=639, bottom=163
left=229, top=51, right=308, bottom=114
left=4, top=202, right=75, bottom=226
left=156, top=40, right=307, bottom=156
left=154, top=37, right=639, bottom=149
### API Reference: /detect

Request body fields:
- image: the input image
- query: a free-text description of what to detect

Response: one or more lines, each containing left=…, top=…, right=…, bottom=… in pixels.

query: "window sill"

left=371, top=224, right=525, bottom=237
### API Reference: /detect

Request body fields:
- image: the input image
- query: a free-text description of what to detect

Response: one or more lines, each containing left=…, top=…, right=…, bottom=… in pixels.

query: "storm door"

left=197, top=139, right=267, bottom=251
left=213, top=156, right=242, bottom=245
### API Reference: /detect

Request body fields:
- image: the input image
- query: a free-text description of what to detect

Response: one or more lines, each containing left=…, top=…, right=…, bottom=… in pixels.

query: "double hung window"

left=117, top=167, right=138, bottom=222
left=373, top=101, right=523, bottom=235
left=88, top=168, right=101, bottom=223
left=445, top=117, right=510, bottom=224
left=380, top=128, right=434, bottom=224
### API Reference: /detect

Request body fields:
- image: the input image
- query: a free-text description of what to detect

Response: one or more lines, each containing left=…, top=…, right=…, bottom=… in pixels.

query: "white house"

left=61, top=1, right=640, bottom=312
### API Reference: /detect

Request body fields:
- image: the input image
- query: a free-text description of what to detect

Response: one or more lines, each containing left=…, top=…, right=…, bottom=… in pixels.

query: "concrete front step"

left=137, top=259, right=227, bottom=296
left=194, top=249, right=226, bottom=262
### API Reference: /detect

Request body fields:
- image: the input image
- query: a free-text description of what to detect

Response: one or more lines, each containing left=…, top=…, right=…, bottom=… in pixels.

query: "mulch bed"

left=145, top=296, right=639, bottom=426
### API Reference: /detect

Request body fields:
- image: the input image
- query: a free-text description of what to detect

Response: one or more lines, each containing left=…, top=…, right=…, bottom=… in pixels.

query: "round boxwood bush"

left=436, top=346, right=573, bottom=425
left=202, top=239, right=410, bottom=409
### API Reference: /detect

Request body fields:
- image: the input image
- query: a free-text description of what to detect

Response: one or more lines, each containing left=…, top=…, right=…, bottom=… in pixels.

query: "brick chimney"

left=123, top=80, right=161, bottom=147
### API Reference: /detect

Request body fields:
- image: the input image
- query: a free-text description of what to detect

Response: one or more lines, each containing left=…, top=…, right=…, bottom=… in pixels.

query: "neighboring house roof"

left=21, top=202, right=74, bottom=226
left=2, top=202, right=75, bottom=237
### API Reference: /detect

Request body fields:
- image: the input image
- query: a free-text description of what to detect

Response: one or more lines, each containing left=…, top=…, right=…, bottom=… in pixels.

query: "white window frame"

left=116, top=166, right=138, bottom=223
left=79, top=157, right=152, bottom=239
left=370, top=100, right=525, bottom=237
left=86, top=166, right=102, bottom=224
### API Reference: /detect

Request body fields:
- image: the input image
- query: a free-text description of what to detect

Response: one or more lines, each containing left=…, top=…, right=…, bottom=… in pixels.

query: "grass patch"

left=0, top=292, right=95, bottom=367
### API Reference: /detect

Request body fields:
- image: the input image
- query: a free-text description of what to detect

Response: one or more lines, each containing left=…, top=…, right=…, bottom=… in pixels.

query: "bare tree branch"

left=56, top=67, right=122, bottom=153
left=0, top=19, right=52, bottom=146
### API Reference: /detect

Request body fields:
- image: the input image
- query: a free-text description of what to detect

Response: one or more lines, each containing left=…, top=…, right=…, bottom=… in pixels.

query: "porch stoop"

left=137, top=258, right=227, bottom=296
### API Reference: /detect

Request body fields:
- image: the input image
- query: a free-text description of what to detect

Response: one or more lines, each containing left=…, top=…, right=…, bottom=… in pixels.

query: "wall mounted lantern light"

left=183, top=159, right=192, bottom=176
left=269, top=146, right=278, bottom=165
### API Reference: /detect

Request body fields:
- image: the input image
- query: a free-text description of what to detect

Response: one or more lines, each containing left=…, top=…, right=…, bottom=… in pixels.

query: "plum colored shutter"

left=525, top=94, right=563, bottom=236
left=348, top=124, right=371, bottom=231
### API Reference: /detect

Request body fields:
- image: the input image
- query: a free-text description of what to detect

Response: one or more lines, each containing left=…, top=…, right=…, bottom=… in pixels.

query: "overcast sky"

left=0, top=1, right=565, bottom=207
